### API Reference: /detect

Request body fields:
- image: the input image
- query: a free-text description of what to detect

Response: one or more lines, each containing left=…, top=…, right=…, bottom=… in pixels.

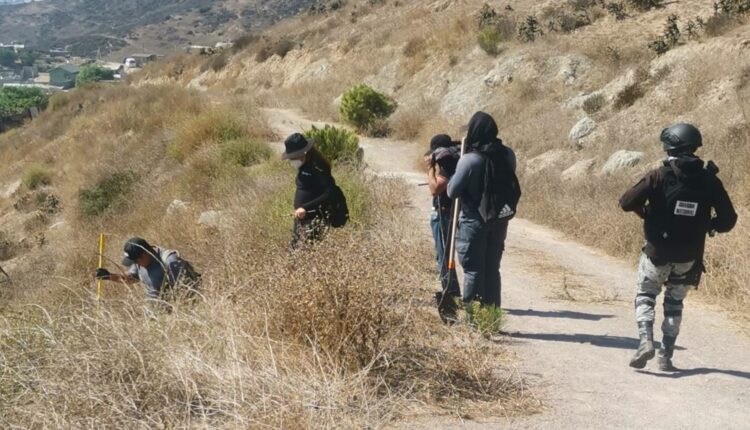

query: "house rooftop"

left=55, top=64, right=80, bottom=74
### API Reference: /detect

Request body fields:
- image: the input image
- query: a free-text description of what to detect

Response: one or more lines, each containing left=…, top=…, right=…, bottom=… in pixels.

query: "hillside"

left=0, top=0, right=318, bottom=58
left=137, top=0, right=750, bottom=322
left=1, top=0, right=750, bottom=427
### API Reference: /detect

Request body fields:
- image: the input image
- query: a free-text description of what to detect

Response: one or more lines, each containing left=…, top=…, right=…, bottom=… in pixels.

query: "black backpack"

left=327, top=185, right=349, bottom=228
left=478, top=148, right=522, bottom=223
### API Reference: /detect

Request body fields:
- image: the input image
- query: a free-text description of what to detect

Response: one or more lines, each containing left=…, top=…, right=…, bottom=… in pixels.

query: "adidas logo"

left=497, top=204, right=514, bottom=219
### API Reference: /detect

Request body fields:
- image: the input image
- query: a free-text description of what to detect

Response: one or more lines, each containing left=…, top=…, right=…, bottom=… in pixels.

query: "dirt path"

left=264, top=109, right=750, bottom=429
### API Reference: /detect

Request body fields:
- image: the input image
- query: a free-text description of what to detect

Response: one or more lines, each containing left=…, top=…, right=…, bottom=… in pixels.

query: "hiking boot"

left=657, top=356, right=678, bottom=371
left=629, top=321, right=655, bottom=369
left=657, top=335, right=678, bottom=372
left=435, top=292, right=458, bottom=324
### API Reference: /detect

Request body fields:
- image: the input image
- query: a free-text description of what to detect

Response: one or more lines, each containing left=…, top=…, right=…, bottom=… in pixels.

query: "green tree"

left=0, top=87, right=48, bottom=120
left=339, top=84, right=396, bottom=133
left=0, top=49, right=18, bottom=67
left=18, top=50, right=39, bottom=67
left=75, top=64, right=115, bottom=87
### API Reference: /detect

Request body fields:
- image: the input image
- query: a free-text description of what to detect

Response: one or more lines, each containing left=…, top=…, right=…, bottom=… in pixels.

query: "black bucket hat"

left=122, top=237, right=155, bottom=266
left=282, top=133, right=314, bottom=160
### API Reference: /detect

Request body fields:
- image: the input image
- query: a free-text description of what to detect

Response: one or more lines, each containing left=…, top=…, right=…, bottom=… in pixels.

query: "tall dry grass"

left=0, top=82, right=534, bottom=427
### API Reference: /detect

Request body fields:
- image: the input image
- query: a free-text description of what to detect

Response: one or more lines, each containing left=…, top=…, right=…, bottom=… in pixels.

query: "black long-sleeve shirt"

left=620, top=157, right=737, bottom=262
left=294, top=159, right=334, bottom=214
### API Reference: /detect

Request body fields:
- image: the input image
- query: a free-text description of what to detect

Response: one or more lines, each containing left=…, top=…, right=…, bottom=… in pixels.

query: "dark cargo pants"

left=430, top=209, right=461, bottom=298
left=456, top=216, right=508, bottom=307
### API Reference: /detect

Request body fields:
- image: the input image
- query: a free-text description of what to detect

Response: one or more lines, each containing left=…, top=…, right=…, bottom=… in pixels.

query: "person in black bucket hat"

left=283, top=133, right=347, bottom=250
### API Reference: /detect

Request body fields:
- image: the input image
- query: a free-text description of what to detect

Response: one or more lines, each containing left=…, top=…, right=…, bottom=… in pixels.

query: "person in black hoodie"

left=447, top=112, right=520, bottom=309
left=620, top=123, right=737, bottom=371
left=282, top=133, right=337, bottom=250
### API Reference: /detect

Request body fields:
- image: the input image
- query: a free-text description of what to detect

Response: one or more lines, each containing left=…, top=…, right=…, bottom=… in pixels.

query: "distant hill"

left=0, top=0, right=317, bottom=58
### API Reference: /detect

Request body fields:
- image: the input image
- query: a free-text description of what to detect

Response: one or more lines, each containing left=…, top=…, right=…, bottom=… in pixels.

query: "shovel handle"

left=447, top=138, right=467, bottom=270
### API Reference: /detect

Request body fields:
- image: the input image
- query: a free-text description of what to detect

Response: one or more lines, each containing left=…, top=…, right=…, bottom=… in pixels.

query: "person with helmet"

left=619, top=123, right=737, bottom=371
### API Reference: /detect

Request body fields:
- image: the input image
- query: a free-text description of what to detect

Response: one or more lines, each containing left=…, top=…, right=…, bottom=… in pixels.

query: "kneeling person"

left=95, top=237, right=199, bottom=300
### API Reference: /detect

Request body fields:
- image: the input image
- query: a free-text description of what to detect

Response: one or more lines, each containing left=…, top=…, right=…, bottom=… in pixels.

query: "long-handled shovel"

left=96, top=233, right=105, bottom=300
left=434, top=138, right=467, bottom=322
left=447, top=137, right=467, bottom=274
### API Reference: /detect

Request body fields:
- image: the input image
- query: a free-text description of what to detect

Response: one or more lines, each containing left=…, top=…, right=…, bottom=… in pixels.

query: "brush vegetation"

left=0, top=81, right=533, bottom=426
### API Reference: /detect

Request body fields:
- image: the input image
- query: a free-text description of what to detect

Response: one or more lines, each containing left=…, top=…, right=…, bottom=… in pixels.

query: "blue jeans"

left=430, top=209, right=461, bottom=297
left=455, top=216, right=508, bottom=307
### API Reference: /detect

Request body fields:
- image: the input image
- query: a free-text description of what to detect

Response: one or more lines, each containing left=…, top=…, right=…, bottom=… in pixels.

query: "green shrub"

left=219, top=138, right=272, bottom=167
left=465, top=302, right=504, bottom=336
left=75, top=65, right=115, bottom=87
left=339, top=84, right=396, bottom=133
left=477, top=27, right=503, bottom=55
left=304, top=125, right=362, bottom=164
left=79, top=172, right=138, bottom=218
left=0, top=87, right=48, bottom=120
left=22, top=163, right=52, bottom=190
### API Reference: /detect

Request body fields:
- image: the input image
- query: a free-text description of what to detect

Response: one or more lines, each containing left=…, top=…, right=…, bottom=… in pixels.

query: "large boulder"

left=561, top=158, right=596, bottom=181
left=525, top=150, right=569, bottom=175
left=569, top=117, right=597, bottom=141
left=601, top=150, right=644, bottom=176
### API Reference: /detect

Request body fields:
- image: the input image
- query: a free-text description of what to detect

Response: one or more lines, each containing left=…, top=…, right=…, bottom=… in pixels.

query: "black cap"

left=424, top=134, right=453, bottom=156
left=282, top=133, right=314, bottom=160
left=122, top=237, right=154, bottom=266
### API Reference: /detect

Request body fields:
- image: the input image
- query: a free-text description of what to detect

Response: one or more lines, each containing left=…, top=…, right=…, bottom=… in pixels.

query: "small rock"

left=569, top=117, right=597, bottom=141
left=198, top=210, right=229, bottom=229
left=167, top=199, right=189, bottom=216
left=561, top=158, right=596, bottom=181
left=601, top=150, right=644, bottom=176
left=2, top=180, right=21, bottom=199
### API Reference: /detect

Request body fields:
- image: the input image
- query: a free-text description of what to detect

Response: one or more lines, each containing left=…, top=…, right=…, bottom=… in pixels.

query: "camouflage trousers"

left=635, top=253, right=695, bottom=339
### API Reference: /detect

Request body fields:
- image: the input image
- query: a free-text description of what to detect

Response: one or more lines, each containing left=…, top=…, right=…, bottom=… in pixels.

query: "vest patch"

left=674, top=200, right=698, bottom=217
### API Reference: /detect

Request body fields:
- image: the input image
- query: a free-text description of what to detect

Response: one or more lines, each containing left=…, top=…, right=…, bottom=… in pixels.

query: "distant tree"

left=75, top=64, right=115, bottom=87
left=0, top=87, right=48, bottom=120
left=0, top=49, right=18, bottom=67
left=18, top=50, right=39, bottom=67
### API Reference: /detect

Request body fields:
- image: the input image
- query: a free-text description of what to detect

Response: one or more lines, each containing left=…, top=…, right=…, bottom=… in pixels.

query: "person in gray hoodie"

left=447, top=112, right=519, bottom=308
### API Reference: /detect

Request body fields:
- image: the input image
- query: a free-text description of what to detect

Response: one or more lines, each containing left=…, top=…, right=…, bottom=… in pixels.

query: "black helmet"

left=660, top=123, right=702, bottom=153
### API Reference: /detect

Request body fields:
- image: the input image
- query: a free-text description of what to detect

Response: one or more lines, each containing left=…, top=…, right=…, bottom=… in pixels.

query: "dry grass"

left=0, top=81, right=534, bottom=427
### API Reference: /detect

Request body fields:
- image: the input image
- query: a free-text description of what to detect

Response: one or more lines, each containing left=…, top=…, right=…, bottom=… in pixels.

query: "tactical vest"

left=644, top=166, right=713, bottom=248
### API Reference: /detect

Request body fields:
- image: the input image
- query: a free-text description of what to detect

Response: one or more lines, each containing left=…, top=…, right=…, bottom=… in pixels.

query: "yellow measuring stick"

left=97, top=233, right=105, bottom=300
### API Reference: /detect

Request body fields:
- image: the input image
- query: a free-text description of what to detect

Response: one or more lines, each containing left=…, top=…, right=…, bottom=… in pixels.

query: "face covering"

left=289, top=159, right=304, bottom=169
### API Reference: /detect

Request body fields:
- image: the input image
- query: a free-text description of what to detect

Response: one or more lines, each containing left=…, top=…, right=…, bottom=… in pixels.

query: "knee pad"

left=635, top=292, right=656, bottom=309
left=664, top=296, right=684, bottom=318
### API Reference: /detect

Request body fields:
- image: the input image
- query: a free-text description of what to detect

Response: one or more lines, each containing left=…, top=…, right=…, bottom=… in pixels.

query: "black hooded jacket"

left=620, top=155, right=737, bottom=263
left=447, top=112, right=518, bottom=220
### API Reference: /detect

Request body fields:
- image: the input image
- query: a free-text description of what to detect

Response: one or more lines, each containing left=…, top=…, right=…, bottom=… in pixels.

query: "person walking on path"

left=620, top=123, right=737, bottom=371
left=425, top=134, right=462, bottom=321
left=283, top=133, right=339, bottom=250
left=95, top=237, right=200, bottom=301
left=447, top=112, right=520, bottom=309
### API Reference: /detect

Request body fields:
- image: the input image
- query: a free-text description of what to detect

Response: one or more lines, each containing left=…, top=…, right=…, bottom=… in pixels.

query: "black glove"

left=95, top=268, right=111, bottom=280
